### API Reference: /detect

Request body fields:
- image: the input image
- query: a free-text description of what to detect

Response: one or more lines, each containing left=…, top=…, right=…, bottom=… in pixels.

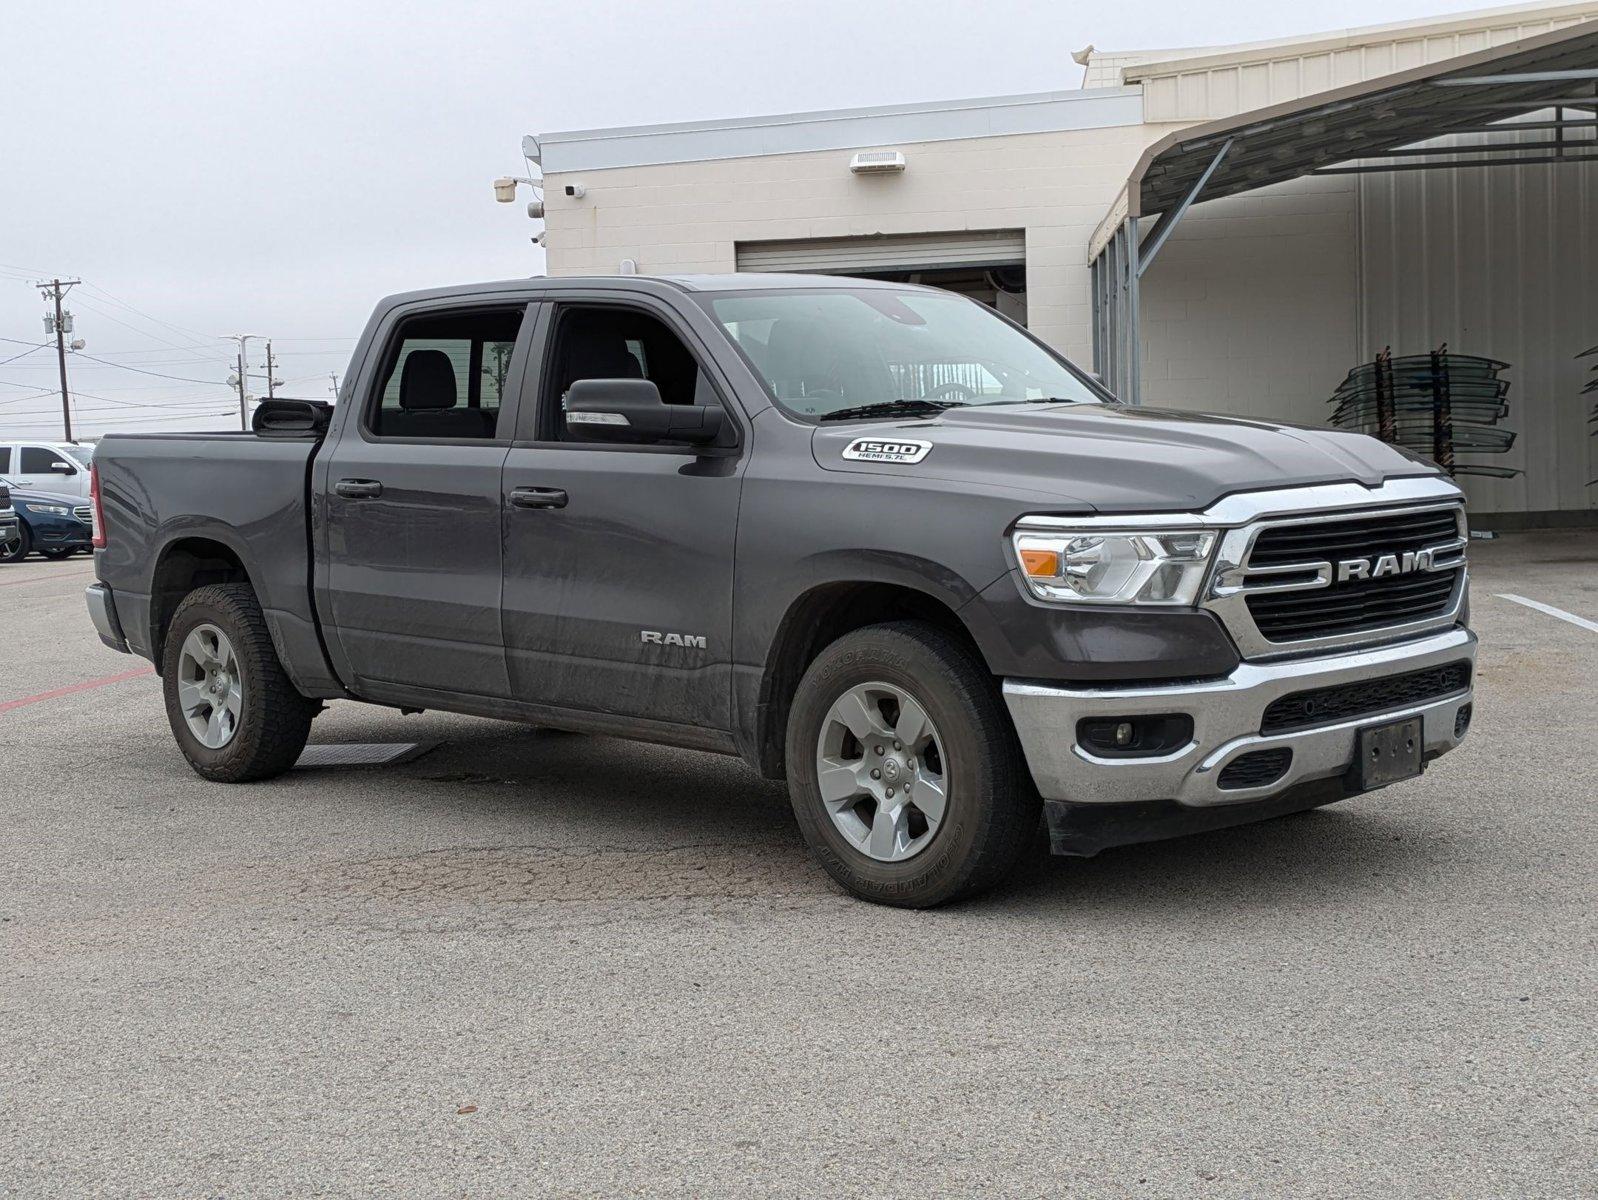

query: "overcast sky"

left=0, top=0, right=1500, bottom=438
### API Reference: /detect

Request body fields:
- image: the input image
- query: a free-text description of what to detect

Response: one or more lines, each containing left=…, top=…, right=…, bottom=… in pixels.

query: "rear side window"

left=0, top=448, right=9, bottom=472
left=368, top=309, right=525, bottom=440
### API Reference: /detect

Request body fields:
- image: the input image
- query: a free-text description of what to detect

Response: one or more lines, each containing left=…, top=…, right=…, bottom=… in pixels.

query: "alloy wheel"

left=814, top=681, right=948, bottom=862
left=176, top=623, right=243, bottom=749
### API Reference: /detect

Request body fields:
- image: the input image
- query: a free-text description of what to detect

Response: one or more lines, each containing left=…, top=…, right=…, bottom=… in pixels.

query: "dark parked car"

left=1, top=486, right=94, bottom=564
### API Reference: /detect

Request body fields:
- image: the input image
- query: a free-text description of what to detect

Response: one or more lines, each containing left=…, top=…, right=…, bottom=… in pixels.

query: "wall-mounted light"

left=495, top=175, right=546, bottom=219
left=850, top=150, right=906, bottom=175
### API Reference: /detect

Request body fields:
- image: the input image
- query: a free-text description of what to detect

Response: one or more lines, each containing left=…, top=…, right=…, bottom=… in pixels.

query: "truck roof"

left=374, top=272, right=940, bottom=310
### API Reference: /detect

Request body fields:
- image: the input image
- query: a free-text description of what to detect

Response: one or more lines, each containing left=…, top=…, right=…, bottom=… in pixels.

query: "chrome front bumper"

left=1003, top=627, right=1476, bottom=808
left=85, top=582, right=130, bottom=653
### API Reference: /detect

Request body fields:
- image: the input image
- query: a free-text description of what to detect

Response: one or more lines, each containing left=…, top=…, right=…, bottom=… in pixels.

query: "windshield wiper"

left=816, top=399, right=959, bottom=422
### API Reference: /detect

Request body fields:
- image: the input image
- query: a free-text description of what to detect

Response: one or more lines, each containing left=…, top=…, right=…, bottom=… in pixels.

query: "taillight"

left=90, top=463, right=106, bottom=549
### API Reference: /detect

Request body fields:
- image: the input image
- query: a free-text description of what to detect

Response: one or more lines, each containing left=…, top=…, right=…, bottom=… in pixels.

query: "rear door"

left=320, top=301, right=535, bottom=700
left=499, top=294, right=746, bottom=732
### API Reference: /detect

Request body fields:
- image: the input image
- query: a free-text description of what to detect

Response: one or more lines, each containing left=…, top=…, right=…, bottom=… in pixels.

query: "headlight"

left=1012, top=527, right=1216, bottom=606
left=27, top=503, right=71, bottom=517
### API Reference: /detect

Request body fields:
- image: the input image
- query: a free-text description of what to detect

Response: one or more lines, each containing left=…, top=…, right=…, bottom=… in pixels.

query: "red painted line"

left=0, top=667, right=156, bottom=714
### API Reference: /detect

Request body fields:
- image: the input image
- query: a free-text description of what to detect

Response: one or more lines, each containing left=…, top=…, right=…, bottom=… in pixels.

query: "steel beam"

left=1314, top=152, right=1598, bottom=174
left=1433, top=69, right=1598, bottom=86
left=1125, top=217, right=1141, bottom=405
left=1137, top=139, right=1233, bottom=279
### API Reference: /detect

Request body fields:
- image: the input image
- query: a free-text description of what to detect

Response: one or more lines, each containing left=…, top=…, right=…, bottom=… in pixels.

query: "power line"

left=78, top=282, right=223, bottom=349
left=0, top=389, right=62, bottom=407
left=69, top=351, right=223, bottom=386
left=0, top=343, right=48, bottom=368
left=68, top=295, right=233, bottom=363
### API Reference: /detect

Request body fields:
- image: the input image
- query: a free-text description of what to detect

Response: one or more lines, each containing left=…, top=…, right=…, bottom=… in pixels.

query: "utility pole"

left=329, top=371, right=341, bottom=399
left=265, top=340, right=277, bottom=400
left=38, top=278, right=81, bottom=442
left=226, top=334, right=262, bottom=430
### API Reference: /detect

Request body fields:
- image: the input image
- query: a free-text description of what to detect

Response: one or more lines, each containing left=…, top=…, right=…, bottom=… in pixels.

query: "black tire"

left=0, top=522, right=32, bottom=564
left=39, top=546, right=78, bottom=560
left=785, top=621, right=1040, bottom=908
left=161, top=582, right=319, bottom=782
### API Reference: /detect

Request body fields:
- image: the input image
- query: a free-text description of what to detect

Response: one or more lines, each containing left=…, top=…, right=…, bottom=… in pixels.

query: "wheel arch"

left=149, top=534, right=257, bottom=669
left=749, top=578, right=993, bottom=781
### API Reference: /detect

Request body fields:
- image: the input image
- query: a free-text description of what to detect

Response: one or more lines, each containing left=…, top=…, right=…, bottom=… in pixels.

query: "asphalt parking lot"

left=2, top=532, right=1594, bottom=1198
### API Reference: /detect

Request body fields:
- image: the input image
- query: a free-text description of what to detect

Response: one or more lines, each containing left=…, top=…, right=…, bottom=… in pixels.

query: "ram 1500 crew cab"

left=84, top=275, right=1476, bottom=906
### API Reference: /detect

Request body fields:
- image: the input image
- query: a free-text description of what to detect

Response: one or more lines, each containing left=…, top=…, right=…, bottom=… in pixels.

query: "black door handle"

left=509, top=486, right=568, bottom=510
left=334, top=479, right=384, bottom=499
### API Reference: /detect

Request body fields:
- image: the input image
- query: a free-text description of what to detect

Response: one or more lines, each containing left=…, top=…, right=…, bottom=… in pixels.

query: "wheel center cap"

left=882, top=758, right=901, bottom=783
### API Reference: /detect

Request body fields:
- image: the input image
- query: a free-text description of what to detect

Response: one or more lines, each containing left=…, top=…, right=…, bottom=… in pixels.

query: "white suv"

left=0, top=441, right=94, bottom=498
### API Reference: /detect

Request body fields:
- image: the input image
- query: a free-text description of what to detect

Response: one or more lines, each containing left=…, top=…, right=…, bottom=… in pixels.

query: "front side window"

left=368, top=309, right=525, bottom=440
left=544, top=305, right=718, bottom=441
left=705, top=288, right=1103, bottom=420
left=20, top=446, right=75, bottom=474
left=62, top=445, right=93, bottom=465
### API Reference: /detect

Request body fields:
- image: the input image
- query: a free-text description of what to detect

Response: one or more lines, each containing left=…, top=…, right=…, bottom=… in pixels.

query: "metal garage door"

left=736, top=230, right=1025, bottom=274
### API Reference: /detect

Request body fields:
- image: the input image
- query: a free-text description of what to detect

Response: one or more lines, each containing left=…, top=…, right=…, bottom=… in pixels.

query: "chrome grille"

left=1242, top=506, right=1464, bottom=643
left=1206, top=500, right=1467, bottom=657
left=1247, top=570, right=1457, bottom=642
left=1247, top=509, right=1462, bottom=568
left=73, top=505, right=92, bottom=523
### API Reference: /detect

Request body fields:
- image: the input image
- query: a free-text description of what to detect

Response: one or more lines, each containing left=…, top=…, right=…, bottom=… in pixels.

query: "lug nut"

left=893, top=741, right=901, bottom=751
left=885, top=787, right=894, bottom=798
left=870, top=768, right=881, bottom=780
left=874, top=745, right=884, bottom=756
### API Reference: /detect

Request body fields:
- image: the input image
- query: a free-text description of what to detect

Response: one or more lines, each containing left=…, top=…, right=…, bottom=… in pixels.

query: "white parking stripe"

left=1495, top=593, right=1598, bottom=635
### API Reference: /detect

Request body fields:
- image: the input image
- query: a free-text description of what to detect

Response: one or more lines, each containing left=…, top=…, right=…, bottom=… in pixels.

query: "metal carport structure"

left=1090, top=19, right=1598, bottom=403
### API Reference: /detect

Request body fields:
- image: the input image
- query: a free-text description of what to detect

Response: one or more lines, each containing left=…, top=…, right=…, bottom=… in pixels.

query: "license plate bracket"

left=1355, top=717, right=1424, bottom=789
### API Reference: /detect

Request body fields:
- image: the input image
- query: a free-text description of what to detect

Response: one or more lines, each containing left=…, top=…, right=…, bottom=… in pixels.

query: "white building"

left=524, top=3, right=1598, bottom=526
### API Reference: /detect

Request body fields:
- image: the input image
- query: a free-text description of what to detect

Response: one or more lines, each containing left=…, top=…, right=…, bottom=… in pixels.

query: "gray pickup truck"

left=84, top=274, right=1476, bottom=906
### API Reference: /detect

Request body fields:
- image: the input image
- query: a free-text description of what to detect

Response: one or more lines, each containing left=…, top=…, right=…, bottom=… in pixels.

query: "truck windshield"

left=705, top=288, right=1105, bottom=421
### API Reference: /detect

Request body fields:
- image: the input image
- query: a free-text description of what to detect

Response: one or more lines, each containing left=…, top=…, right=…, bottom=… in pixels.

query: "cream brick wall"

left=1138, top=175, right=1360, bottom=425
left=541, top=123, right=1161, bottom=366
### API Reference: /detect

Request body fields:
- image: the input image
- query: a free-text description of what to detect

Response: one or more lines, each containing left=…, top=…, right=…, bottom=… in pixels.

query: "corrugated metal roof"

left=1121, top=20, right=1598, bottom=227
left=1085, top=2, right=1598, bottom=94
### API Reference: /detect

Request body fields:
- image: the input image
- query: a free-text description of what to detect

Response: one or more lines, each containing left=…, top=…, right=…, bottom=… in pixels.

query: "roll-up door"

left=735, top=230, right=1025, bottom=274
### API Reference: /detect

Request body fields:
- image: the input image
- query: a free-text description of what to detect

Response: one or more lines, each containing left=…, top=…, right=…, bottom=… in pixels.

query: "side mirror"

left=565, top=378, right=725, bottom=446
left=253, top=398, right=333, bottom=437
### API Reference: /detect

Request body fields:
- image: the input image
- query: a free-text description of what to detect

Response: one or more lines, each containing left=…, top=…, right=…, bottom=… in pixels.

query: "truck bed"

left=92, top=429, right=341, bottom=696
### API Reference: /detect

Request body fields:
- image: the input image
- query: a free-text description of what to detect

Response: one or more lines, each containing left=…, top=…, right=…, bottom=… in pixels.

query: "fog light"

left=1077, top=714, right=1194, bottom=758
left=1454, top=703, right=1472, bottom=739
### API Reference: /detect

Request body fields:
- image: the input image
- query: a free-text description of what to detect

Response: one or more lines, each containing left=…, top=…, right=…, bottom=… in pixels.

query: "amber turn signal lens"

left=1019, top=548, right=1060, bottom=577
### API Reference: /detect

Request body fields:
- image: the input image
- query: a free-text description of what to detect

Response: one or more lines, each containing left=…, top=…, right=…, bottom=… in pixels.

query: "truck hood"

left=812, top=401, right=1442, bottom=512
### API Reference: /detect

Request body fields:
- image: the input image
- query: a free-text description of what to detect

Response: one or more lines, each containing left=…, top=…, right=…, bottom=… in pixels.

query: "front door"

left=320, top=302, right=533, bottom=700
left=8, top=445, right=85, bottom=495
left=500, top=299, right=745, bottom=733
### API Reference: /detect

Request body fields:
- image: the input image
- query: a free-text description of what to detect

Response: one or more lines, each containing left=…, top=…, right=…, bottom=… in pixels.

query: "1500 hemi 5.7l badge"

left=841, top=438, right=933, bottom=464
